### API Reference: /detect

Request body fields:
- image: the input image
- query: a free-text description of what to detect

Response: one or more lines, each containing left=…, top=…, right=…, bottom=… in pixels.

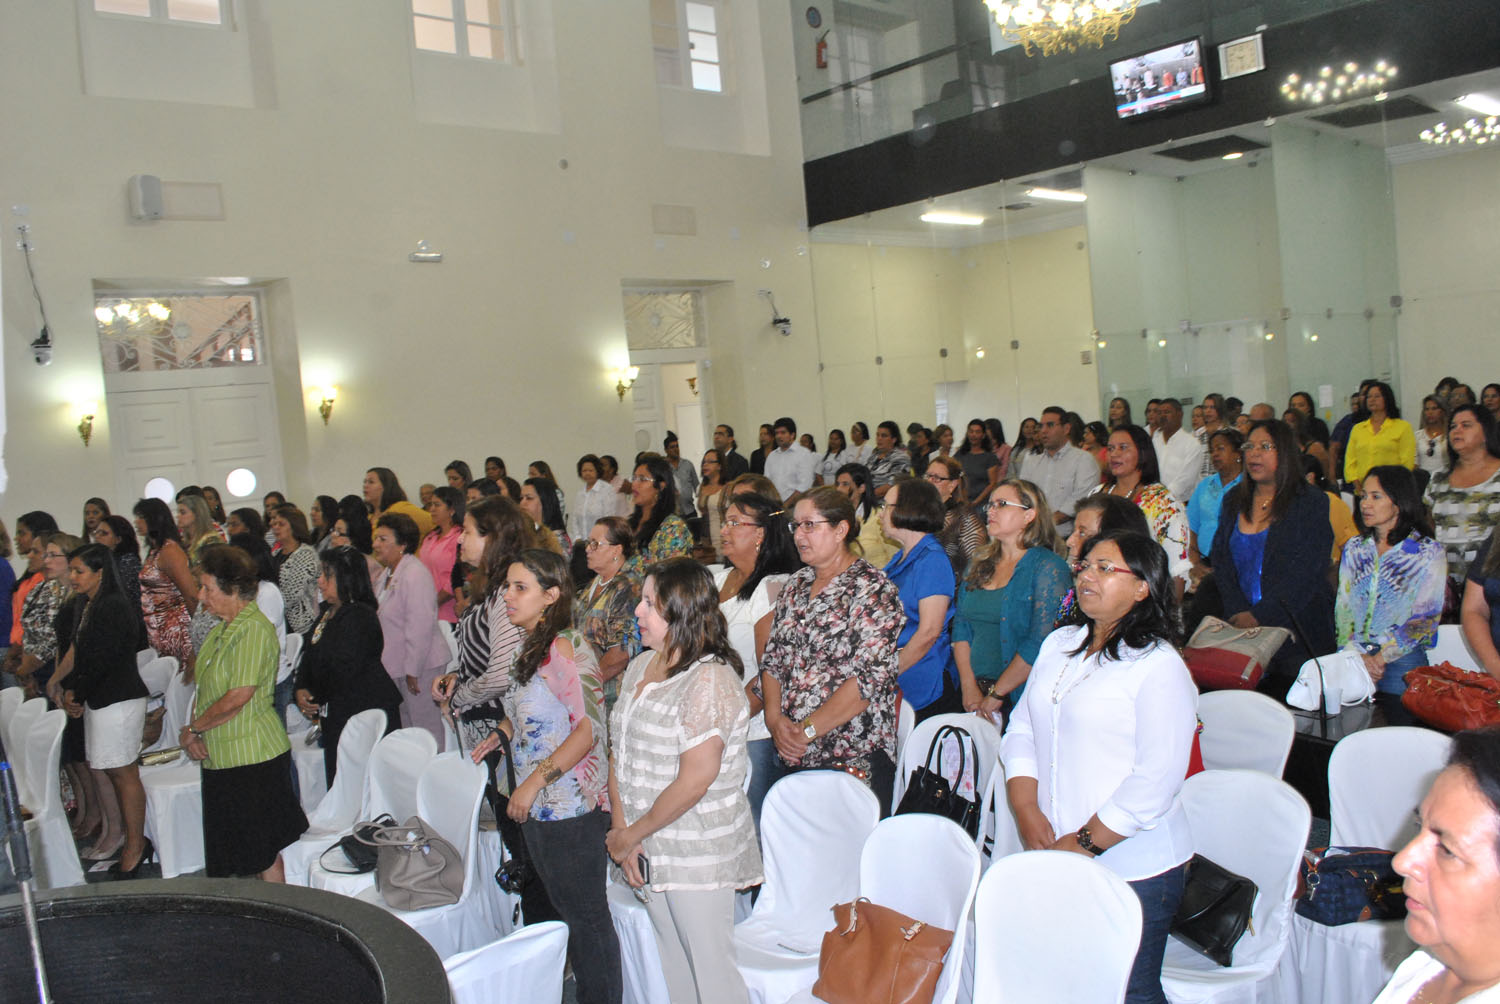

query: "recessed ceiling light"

left=1024, top=187, right=1087, bottom=203
left=1456, top=93, right=1500, bottom=117
left=920, top=211, right=985, bottom=225
left=1222, top=152, right=1244, bottom=161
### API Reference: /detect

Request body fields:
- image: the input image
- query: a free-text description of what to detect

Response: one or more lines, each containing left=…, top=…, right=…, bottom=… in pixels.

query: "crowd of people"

left=6, top=375, right=1500, bottom=1004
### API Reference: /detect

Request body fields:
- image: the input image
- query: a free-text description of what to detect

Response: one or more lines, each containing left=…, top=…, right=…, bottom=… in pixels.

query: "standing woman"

left=484, top=456, right=508, bottom=489
left=521, top=477, right=570, bottom=554
left=82, top=497, right=111, bottom=539
left=474, top=549, right=621, bottom=1004
left=880, top=479, right=960, bottom=720
left=1002, top=530, right=1197, bottom=1004
left=371, top=512, right=449, bottom=743
left=1425, top=404, right=1500, bottom=592
left=181, top=546, right=307, bottom=880
left=201, top=487, right=228, bottom=524
left=133, top=498, right=197, bottom=673
left=696, top=450, right=728, bottom=561
left=1186, top=428, right=1245, bottom=584
left=52, top=543, right=151, bottom=877
left=713, top=492, right=800, bottom=824
left=846, top=421, right=874, bottom=466
left=933, top=423, right=956, bottom=459
left=1345, top=381, right=1416, bottom=485
left=986, top=418, right=1013, bottom=483
left=955, top=419, right=1002, bottom=504
left=1082, top=422, right=1110, bottom=474
left=420, top=486, right=464, bottom=624
left=954, top=479, right=1070, bottom=718
left=176, top=493, right=225, bottom=564
left=832, top=462, right=897, bottom=569
left=815, top=429, right=849, bottom=487
left=94, top=514, right=144, bottom=619
left=761, top=488, right=904, bottom=812
left=607, top=559, right=762, bottom=1004
left=1093, top=425, right=1193, bottom=589
left=1484, top=383, right=1500, bottom=423
left=270, top=505, right=320, bottom=636
left=445, top=459, right=474, bottom=492
left=568, top=454, right=617, bottom=545
left=925, top=456, right=985, bottom=577
left=1415, top=396, right=1451, bottom=480
left=294, top=547, right=403, bottom=785
left=628, top=455, right=692, bottom=565
left=363, top=467, right=433, bottom=540
left=15, top=534, right=80, bottom=697
left=1337, top=467, right=1447, bottom=724
left=1109, top=397, right=1134, bottom=430
left=310, top=495, right=341, bottom=554
left=574, top=516, right=643, bottom=710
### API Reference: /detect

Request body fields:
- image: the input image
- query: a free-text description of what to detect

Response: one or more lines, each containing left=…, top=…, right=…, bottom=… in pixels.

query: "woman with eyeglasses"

left=954, top=479, right=1070, bottom=721
left=694, top=450, right=728, bottom=562
left=1425, top=404, right=1500, bottom=593
left=879, top=478, right=961, bottom=721
left=1001, top=529, right=1197, bottom=1004
left=832, top=462, right=898, bottom=569
left=1210, top=419, right=1336, bottom=690
left=760, top=486, right=904, bottom=814
left=925, top=455, right=985, bottom=577
left=573, top=516, right=643, bottom=711
left=16, top=533, right=81, bottom=699
left=1089, top=425, right=1192, bottom=593
left=628, top=456, right=692, bottom=566
left=714, top=492, right=800, bottom=824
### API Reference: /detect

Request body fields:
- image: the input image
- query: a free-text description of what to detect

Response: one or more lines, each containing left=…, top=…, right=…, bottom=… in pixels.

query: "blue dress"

left=882, top=534, right=955, bottom=710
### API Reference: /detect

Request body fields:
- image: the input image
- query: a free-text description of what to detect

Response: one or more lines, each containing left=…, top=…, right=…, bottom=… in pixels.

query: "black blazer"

left=68, top=592, right=150, bottom=710
left=1210, top=482, right=1336, bottom=669
left=721, top=448, right=750, bottom=482
left=294, top=602, right=403, bottom=725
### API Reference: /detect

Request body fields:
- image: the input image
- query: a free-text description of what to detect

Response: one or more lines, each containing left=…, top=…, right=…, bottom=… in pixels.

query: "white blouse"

left=1373, top=951, right=1500, bottom=1003
left=1415, top=429, right=1450, bottom=478
left=1000, top=625, right=1198, bottom=881
left=610, top=654, right=763, bottom=892
left=710, top=565, right=787, bottom=743
left=569, top=480, right=624, bottom=542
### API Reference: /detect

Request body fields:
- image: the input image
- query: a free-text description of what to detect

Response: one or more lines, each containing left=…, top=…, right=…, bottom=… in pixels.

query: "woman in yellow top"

left=363, top=467, right=434, bottom=542
left=1345, top=381, right=1416, bottom=485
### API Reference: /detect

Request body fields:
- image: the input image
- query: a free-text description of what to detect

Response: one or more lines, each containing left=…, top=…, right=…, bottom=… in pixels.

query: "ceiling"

left=810, top=66, right=1500, bottom=248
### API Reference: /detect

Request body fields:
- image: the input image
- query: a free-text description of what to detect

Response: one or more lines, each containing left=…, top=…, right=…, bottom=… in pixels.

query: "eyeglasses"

left=585, top=539, right=617, bottom=550
left=630, top=475, right=655, bottom=483
left=1240, top=442, right=1278, bottom=454
left=723, top=519, right=762, bottom=530
left=989, top=498, right=1033, bottom=512
left=1069, top=558, right=1139, bottom=578
left=787, top=519, right=832, bottom=534
left=43, top=551, right=67, bottom=560
left=923, top=473, right=954, bottom=483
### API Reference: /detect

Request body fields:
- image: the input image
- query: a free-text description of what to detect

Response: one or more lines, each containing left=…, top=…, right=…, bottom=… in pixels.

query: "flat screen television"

left=1109, top=37, right=1211, bottom=119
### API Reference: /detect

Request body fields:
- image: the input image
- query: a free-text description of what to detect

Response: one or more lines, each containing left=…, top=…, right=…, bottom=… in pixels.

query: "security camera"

left=31, top=328, right=53, bottom=366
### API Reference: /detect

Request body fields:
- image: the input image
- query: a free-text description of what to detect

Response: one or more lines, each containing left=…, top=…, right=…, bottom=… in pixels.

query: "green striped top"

left=195, top=601, right=291, bottom=770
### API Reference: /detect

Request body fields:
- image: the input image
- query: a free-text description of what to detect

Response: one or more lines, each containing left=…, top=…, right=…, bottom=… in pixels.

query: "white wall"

left=0, top=0, right=818, bottom=521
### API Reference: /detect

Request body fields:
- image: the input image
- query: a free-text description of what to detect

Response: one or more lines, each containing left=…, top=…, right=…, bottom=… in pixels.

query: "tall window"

left=93, top=0, right=225, bottom=25
left=651, top=0, right=723, bottom=93
left=412, top=0, right=516, bottom=62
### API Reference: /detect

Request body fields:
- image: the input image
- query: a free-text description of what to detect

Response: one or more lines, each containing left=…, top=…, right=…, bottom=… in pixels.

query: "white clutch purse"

left=1285, top=648, right=1377, bottom=711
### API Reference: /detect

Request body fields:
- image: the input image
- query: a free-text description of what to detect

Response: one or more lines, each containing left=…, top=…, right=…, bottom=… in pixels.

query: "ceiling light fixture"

left=920, top=211, right=985, bottom=225
left=1280, top=59, right=1396, bottom=104
left=983, top=0, right=1139, bottom=57
left=1455, top=93, right=1500, bottom=117
left=1221, top=152, right=1244, bottom=161
left=1024, top=187, right=1087, bottom=203
left=1420, top=116, right=1500, bottom=146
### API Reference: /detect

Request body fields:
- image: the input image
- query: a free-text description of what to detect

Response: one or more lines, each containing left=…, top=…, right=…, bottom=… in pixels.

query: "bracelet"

left=536, top=756, right=563, bottom=786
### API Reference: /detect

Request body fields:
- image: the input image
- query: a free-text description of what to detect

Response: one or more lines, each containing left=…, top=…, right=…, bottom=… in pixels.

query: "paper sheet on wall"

left=1318, top=384, right=1334, bottom=408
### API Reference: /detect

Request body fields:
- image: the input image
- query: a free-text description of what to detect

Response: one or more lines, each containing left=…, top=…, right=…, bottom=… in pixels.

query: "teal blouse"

left=953, top=547, right=1071, bottom=685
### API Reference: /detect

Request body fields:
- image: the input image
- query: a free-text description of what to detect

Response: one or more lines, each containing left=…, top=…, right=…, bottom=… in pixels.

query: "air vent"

left=1307, top=95, right=1436, bottom=128
left=1155, top=135, right=1269, bottom=162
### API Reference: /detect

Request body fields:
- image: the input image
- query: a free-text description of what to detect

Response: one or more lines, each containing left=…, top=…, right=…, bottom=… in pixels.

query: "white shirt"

left=1373, top=951, right=1500, bottom=1004
left=764, top=442, right=818, bottom=500
left=846, top=442, right=875, bottom=466
left=1000, top=625, right=1198, bottom=881
left=1415, top=428, right=1449, bottom=478
left=1025, top=442, right=1100, bottom=529
left=255, top=581, right=290, bottom=682
left=816, top=449, right=851, bottom=483
left=569, top=480, right=622, bottom=541
left=1154, top=427, right=1206, bottom=504
left=711, top=565, right=787, bottom=742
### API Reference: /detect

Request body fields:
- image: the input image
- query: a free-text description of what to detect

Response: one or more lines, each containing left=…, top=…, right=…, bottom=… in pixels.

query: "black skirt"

left=201, top=750, right=308, bottom=878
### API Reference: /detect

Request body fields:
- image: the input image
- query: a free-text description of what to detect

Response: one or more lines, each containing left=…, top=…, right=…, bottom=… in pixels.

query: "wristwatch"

left=1075, top=826, right=1105, bottom=857
left=802, top=719, right=817, bottom=741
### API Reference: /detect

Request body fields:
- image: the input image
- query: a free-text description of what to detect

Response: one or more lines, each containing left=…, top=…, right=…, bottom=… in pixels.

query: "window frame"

left=410, top=0, right=520, bottom=65
left=91, top=0, right=231, bottom=29
left=653, top=0, right=728, bottom=94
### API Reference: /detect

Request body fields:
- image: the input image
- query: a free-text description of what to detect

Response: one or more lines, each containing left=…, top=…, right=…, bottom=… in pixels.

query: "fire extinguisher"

left=816, top=30, right=829, bottom=69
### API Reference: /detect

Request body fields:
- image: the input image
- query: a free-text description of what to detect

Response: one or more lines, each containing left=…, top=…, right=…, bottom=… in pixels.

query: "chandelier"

left=1420, top=116, right=1500, bottom=146
left=984, top=0, right=1140, bottom=57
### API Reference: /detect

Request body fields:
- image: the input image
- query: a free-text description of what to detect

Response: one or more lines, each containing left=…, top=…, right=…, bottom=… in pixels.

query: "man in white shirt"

left=763, top=416, right=818, bottom=504
left=1151, top=399, right=1206, bottom=503
left=1025, top=406, right=1100, bottom=533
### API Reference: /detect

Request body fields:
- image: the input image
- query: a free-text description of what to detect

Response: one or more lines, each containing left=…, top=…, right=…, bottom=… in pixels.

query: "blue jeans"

left=745, top=737, right=779, bottom=832
left=1126, top=861, right=1190, bottom=1004
left=1377, top=647, right=1428, bottom=696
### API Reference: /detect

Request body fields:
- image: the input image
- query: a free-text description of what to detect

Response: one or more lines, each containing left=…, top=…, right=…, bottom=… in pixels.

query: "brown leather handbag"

left=811, top=897, right=953, bottom=1004
left=1402, top=662, right=1500, bottom=732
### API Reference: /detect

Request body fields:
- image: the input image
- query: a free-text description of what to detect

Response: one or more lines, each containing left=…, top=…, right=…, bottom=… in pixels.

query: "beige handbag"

left=1183, top=616, right=1292, bottom=690
left=356, top=815, right=464, bottom=910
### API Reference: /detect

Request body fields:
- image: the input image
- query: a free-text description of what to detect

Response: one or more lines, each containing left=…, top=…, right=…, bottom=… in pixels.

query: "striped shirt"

left=195, top=601, right=291, bottom=770
left=610, top=653, right=763, bottom=892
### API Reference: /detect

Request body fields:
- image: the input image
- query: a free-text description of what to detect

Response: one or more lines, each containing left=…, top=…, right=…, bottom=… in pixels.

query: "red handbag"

left=1182, top=617, right=1292, bottom=691
left=1402, top=662, right=1500, bottom=732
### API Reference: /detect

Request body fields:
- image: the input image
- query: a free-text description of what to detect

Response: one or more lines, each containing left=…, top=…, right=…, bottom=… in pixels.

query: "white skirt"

left=85, top=697, right=148, bottom=770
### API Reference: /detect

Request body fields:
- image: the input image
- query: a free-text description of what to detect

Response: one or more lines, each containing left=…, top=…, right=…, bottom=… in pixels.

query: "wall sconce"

left=318, top=386, right=338, bottom=425
left=614, top=366, right=640, bottom=401
left=76, top=400, right=98, bottom=447
left=686, top=376, right=699, bottom=396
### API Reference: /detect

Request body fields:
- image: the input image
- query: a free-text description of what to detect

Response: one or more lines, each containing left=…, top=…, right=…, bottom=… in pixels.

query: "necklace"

left=1050, top=649, right=1099, bottom=704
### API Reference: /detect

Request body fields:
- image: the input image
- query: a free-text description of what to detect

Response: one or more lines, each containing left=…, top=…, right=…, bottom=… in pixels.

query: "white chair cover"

left=21, top=709, right=85, bottom=889
left=6, top=699, right=47, bottom=798
left=136, top=647, right=158, bottom=669
left=356, top=753, right=493, bottom=958
left=895, top=696, right=916, bottom=762
left=292, top=738, right=329, bottom=814
left=0, top=689, right=25, bottom=766
left=306, top=727, right=438, bottom=895
left=278, top=631, right=304, bottom=686
left=1160, top=769, right=1311, bottom=1004
left=278, top=709, right=389, bottom=885
left=138, top=656, right=181, bottom=755
left=734, top=771, right=880, bottom=1004
left=893, top=711, right=1002, bottom=842
left=608, top=873, right=672, bottom=1004
left=161, top=671, right=196, bottom=749
left=973, top=850, right=1142, bottom=1004
left=1196, top=690, right=1296, bottom=776
left=1281, top=726, right=1450, bottom=1004
left=472, top=827, right=522, bottom=939
left=1428, top=624, right=1480, bottom=672
left=443, top=920, right=569, bottom=1004
left=141, top=759, right=204, bottom=878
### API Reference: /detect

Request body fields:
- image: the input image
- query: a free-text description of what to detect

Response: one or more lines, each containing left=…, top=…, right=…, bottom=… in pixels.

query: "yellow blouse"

left=1344, top=417, right=1415, bottom=484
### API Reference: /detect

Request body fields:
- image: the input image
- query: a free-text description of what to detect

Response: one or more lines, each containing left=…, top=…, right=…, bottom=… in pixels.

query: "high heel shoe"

left=109, top=838, right=155, bottom=879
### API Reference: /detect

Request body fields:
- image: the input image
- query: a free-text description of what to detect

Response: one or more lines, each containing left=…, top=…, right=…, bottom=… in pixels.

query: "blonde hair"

left=963, top=479, right=1057, bottom=587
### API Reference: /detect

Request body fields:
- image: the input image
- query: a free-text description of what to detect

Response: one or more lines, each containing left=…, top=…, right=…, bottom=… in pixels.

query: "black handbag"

left=894, top=725, right=980, bottom=838
left=486, top=727, right=536, bottom=896
left=317, top=814, right=396, bottom=875
left=1170, top=854, right=1258, bottom=967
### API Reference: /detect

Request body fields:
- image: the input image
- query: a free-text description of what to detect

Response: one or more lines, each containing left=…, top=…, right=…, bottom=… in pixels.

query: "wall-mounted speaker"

left=128, top=174, right=163, bottom=220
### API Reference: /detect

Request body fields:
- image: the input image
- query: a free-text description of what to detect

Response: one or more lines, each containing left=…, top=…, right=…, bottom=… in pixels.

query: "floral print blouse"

left=573, top=565, right=643, bottom=705
left=1336, top=531, right=1447, bottom=662
left=760, top=559, right=904, bottom=771
left=20, top=578, right=68, bottom=662
left=500, top=628, right=610, bottom=821
left=639, top=513, right=692, bottom=567
left=1088, top=482, right=1192, bottom=582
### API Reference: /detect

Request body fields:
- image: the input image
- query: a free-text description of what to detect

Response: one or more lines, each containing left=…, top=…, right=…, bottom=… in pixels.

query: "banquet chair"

left=277, top=709, right=390, bottom=885
left=21, top=708, right=85, bottom=888
left=0, top=688, right=22, bottom=757
left=1282, top=726, right=1450, bottom=1004
left=1160, top=769, right=1311, bottom=1004
left=305, top=726, right=440, bottom=894
left=733, top=770, right=881, bottom=1004
left=135, top=647, right=158, bottom=669
left=357, top=753, right=491, bottom=958
left=893, top=712, right=1001, bottom=845
left=443, top=921, right=569, bottom=1004
left=1427, top=623, right=1482, bottom=672
left=6, top=698, right=48, bottom=800
left=141, top=678, right=203, bottom=878
left=138, top=656, right=180, bottom=755
left=972, top=850, right=1142, bottom=1004
left=1196, top=690, right=1296, bottom=776
left=895, top=696, right=916, bottom=762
